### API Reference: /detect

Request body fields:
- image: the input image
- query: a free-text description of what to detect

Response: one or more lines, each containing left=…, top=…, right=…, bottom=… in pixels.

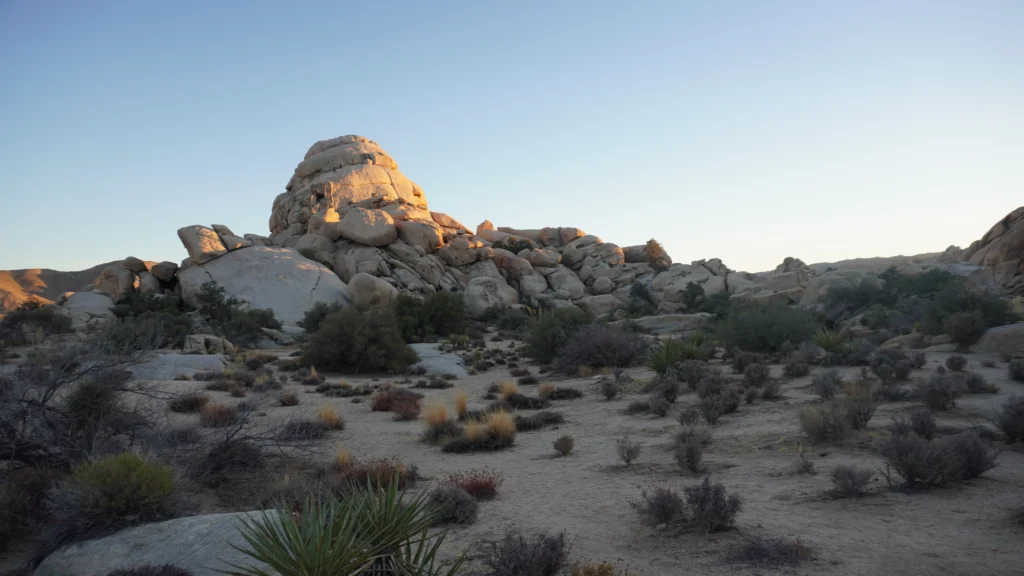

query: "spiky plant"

left=228, top=479, right=462, bottom=576
left=647, top=338, right=711, bottom=375
left=812, top=329, right=846, bottom=355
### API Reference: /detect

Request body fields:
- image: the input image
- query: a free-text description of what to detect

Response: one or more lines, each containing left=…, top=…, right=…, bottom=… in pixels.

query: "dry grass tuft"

left=279, top=389, right=300, bottom=406
left=334, top=446, right=353, bottom=468
left=454, top=389, right=468, bottom=417
left=317, top=406, right=345, bottom=430
left=423, top=402, right=449, bottom=428
left=538, top=383, right=556, bottom=399
left=500, top=380, right=520, bottom=399
left=486, top=410, right=517, bottom=442
left=199, top=402, right=237, bottom=427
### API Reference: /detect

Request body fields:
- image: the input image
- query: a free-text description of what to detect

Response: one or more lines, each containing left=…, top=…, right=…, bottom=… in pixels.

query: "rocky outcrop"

left=56, top=292, right=116, bottom=330
left=346, top=272, right=398, bottom=311
left=963, top=207, right=1024, bottom=294
left=177, top=246, right=350, bottom=325
left=182, top=334, right=235, bottom=355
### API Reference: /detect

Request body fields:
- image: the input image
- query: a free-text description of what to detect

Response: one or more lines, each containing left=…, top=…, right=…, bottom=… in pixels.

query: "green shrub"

left=494, top=308, right=531, bottom=331
left=525, top=307, right=590, bottom=364
left=943, top=311, right=987, bottom=345
left=0, top=300, right=73, bottom=344
left=626, top=283, right=657, bottom=317
left=428, top=486, right=477, bottom=525
left=303, top=308, right=418, bottom=374
left=718, top=303, right=819, bottom=354
left=194, top=281, right=280, bottom=347
left=104, top=311, right=193, bottom=350
left=298, top=301, right=344, bottom=333
left=230, top=482, right=461, bottom=576
left=998, top=396, right=1024, bottom=442
left=393, top=292, right=469, bottom=343
left=555, top=324, right=648, bottom=373
left=46, top=453, right=177, bottom=549
left=880, top=431, right=997, bottom=488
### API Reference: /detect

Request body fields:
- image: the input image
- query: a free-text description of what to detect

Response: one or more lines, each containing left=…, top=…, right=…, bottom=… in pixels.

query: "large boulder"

left=34, top=511, right=272, bottom=576
left=546, top=265, right=585, bottom=300
left=974, top=322, right=1024, bottom=357
left=132, top=353, right=227, bottom=380
left=177, top=246, right=350, bottom=325
left=338, top=207, right=398, bottom=246
left=963, top=206, right=1024, bottom=294
left=396, top=220, right=444, bottom=254
left=177, top=225, right=228, bottom=265
left=96, top=265, right=138, bottom=300
left=408, top=343, right=468, bottom=377
left=576, top=294, right=625, bottom=317
left=150, top=261, right=179, bottom=282
left=183, top=334, right=235, bottom=355
left=346, top=272, right=398, bottom=311
left=56, top=292, right=116, bottom=330
left=464, top=276, right=518, bottom=318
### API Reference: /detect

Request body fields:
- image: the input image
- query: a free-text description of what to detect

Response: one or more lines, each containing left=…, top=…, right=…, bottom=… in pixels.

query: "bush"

left=945, top=355, right=968, bottom=372
left=278, top=389, right=300, bottom=406
left=699, top=396, right=722, bottom=425
left=46, top=454, right=177, bottom=549
left=675, top=438, right=704, bottom=473
left=428, top=486, right=478, bottom=525
left=635, top=486, right=686, bottom=525
left=316, top=407, right=345, bottom=430
left=616, top=436, right=642, bottom=467
left=830, top=465, right=872, bottom=498
left=553, top=435, right=575, bottom=456
left=105, top=566, right=194, bottom=576
left=644, top=238, right=671, bottom=270
left=0, top=300, right=73, bottom=344
left=678, top=360, right=709, bottom=389
left=168, top=392, right=209, bottom=413
left=800, top=402, right=849, bottom=444
left=494, top=308, right=532, bottom=332
left=1010, top=360, right=1024, bottom=382
left=812, top=328, right=846, bottom=357
left=297, top=301, right=344, bottom=333
left=481, top=531, right=568, bottom=576
left=441, top=412, right=517, bottom=453
left=844, top=381, right=876, bottom=430
left=917, top=374, right=958, bottom=410
left=515, top=411, right=565, bottom=431
left=600, top=378, right=619, bottom=400
left=525, top=308, right=591, bottom=364
left=961, top=372, right=990, bottom=394
left=761, top=378, right=782, bottom=400
left=195, top=281, right=280, bottom=347
left=743, top=363, right=770, bottom=388
left=729, top=351, right=766, bottom=374
left=783, top=360, right=810, bottom=378
left=555, top=324, right=648, bottom=373
left=441, top=469, right=503, bottom=500
left=392, top=292, right=469, bottom=343
left=810, top=369, right=841, bottom=401
left=199, top=403, right=237, bottom=427
left=647, top=338, right=711, bottom=375
left=303, top=308, right=418, bottom=374
left=277, top=419, right=328, bottom=440
left=718, top=303, right=819, bottom=354
left=231, top=482, right=458, bottom=576
left=880, top=431, right=997, bottom=488
left=892, top=409, right=936, bottom=440
left=997, top=396, right=1024, bottom=442
left=910, top=351, right=927, bottom=369
left=731, top=536, right=811, bottom=568
left=943, top=311, right=987, bottom=345
left=626, top=283, right=657, bottom=317
left=685, top=477, right=742, bottom=533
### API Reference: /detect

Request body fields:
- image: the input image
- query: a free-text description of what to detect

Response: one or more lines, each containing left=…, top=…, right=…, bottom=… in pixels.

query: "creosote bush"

left=675, top=438, right=704, bottom=473
left=555, top=324, right=648, bottom=374
left=481, top=531, right=568, bottom=576
left=800, top=402, right=849, bottom=444
left=812, top=369, right=842, bottom=400
left=616, top=436, right=642, bottom=467
left=917, top=373, right=958, bottom=410
left=743, top=363, right=770, bottom=388
left=168, top=392, right=209, bottom=413
left=830, top=465, right=872, bottom=498
left=553, top=435, right=575, bottom=456
left=880, top=431, right=997, bottom=488
left=997, top=396, right=1024, bottom=442
left=303, top=308, right=419, bottom=374
left=718, top=303, right=819, bottom=354
left=635, top=478, right=741, bottom=533
left=891, top=409, right=935, bottom=440
left=526, top=308, right=591, bottom=364
left=945, top=354, right=968, bottom=372
left=429, top=486, right=478, bottom=525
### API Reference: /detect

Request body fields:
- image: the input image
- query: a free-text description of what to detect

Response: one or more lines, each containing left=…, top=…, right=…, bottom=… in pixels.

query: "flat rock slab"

left=35, top=511, right=274, bottom=576
left=409, top=343, right=468, bottom=377
left=133, top=353, right=227, bottom=380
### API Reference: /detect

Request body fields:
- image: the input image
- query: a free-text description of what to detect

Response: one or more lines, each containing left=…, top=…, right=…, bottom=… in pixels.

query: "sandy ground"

left=151, top=341, right=1024, bottom=576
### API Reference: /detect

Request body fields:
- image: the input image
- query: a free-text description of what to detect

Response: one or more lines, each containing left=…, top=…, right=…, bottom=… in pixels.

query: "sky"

left=1, top=0, right=1021, bottom=273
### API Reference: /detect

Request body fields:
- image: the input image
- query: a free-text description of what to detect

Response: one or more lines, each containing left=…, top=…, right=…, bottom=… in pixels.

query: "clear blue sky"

left=1, top=1, right=1021, bottom=273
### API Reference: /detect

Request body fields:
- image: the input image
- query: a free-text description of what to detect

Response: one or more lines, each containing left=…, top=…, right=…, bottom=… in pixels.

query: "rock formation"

left=963, top=206, right=1024, bottom=294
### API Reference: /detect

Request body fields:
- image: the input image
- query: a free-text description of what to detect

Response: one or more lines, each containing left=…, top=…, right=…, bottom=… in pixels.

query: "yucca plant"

left=812, top=328, right=846, bottom=361
left=648, top=338, right=711, bottom=375
left=226, top=478, right=462, bottom=576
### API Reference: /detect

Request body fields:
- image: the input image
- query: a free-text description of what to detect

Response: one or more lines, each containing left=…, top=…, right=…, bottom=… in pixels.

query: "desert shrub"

left=569, top=562, right=634, bottom=576
left=600, top=377, right=619, bottom=400
left=391, top=396, right=422, bottom=421
left=783, top=360, right=810, bottom=378
left=555, top=324, right=648, bottom=373
left=635, top=486, right=686, bottom=525
left=169, top=392, right=209, bottom=413
left=945, top=354, right=968, bottom=372
left=515, top=411, right=565, bottom=431
left=743, top=363, right=770, bottom=388
left=104, top=310, right=193, bottom=350
left=891, top=409, right=936, bottom=440
left=647, top=338, right=711, bottom=375
left=303, top=308, right=418, bottom=374
left=812, top=328, right=846, bottom=358
left=997, top=396, right=1024, bottom=442
left=45, top=454, right=177, bottom=550
left=943, top=311, right=987, bottom=345
left=553, top=435, right=575, bottom=456
left=961, top=372, right=990, bottom=394
left=195, top=281, right=280, bottom=347
left=676, top=423, right=712, bottom=446
left=518, top=375, right=539, bottom=386
left=892, top=360, right=913, bottom=381
left=830, top=465, right=872, bottom=498
left=105, top=565, right=194, bottom=576
left=199, top=403, right=237, bottom=427
left=684, top=477, right=742, bottom=533
left=525, top=307, right=591, bottom=364
left=800, top=402, right=849, bottom=444
left=441, top=469, right=503, bottom=500
left=330, top=457, right=418, bottom=491
left=644, top=238, right=671, bottom=271
left=811, top=369, right=841, bottom=401
left=277, top=419, right=328, bottom=441
left=509, top=367, right=531, bottom=378
left=316, top=407, right=345, bottom=430
left=1009, top=360, right=1024, bottom=381
left=731, top=537, right=811, bottom=567
left=625, top=400, right=650, bottom=414
left=910, top=351, right=927, bottom=368
left=428, top=486, right=477, bottom=525
left=0, top=299, right=73, bottom=344
left=297, top=301, right=344, bottom=334
left=392, top=292, right=469, bottom=343
left=718, top=303, right=819, bottom=354
left=649, top=396, right=671, bottom=417
left=881, top=431, right=997, bottom=488
left=549, top=387, right=583, bottom=400
left=278, top=389, right=300, bottom=406
left=492, top=237, right=535, bottom=254
left=231, top=482, right=458, bottom=576
left=678, top=360, right=709, bottom=390
left=441, top=412, right=517, bottom=453
left=761, top=378, right=782, bottom=400
left=695, top=371, right=727, bottom=398
left=844, top=381, right=876, bottom=429
left=699, top=396, right=722, bottom=425
left=481, top=531, right=568, bottom=576
left=372, top=387, right=423, bottom=412
left=616, top=436, right=642, bottom=467
left=917, top=373, right=958, bottom=410
left=675, top=438, right=704, bottom=473
left=494, top=308, right=532, bottom=332
left=729, top=351, right=767, bottom=374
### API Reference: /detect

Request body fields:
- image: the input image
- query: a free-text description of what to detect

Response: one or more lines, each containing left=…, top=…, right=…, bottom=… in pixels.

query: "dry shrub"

left=760, top=378, right=782, bottom=400
left=616, top=436, right=642, bottom=467
left=199, top=403, right=237, bottom=427
left=330, top=457, right=417, bottom=491
left=500, top=381, right=520, bottom=399
left=677, top=405, right=701, bottom=426
left=278, top=419, right=328, bottom=440
left=391, top=395, right=422, bottom=421
left=743, top=363, right=770, bottom=388
left=635, top=478, right=741, bottom=533
left=487, top=410, right=517, bottom=441
left=830, top=465, right=872, bottom=498
left=998, top=396, right=1024, bottom=442
left=334, top=447, right=353, bottom=468
left=917, top=374, right=958, bottom=410
left=555, top=324, right=648, bottom=373
left=229, top=385, right=247, bottom=398
left=441, top=412, right=517, bottom=453
left=1009, top=360, right=1024, bottom=382
left=538, top=383, right=555, bottom=399
left=429, top=486, right=478, bottom=525
left=676, top=424, right=712, bottom=446
left=317, top=407, right=345, bottom=430
left=699, top=396, right=722, bottom=425
left=891, top=409, right=935, bottom=440
left=441, top=469, right=504, bottom=500
left=945, top=354, right=967, bottom=372
left=168, top=392, right=209, bottom=413
left=570, top=563, right=634, bottom=576
left=843, top=381, right=877, bottom=429
left=679, top=360, right=709, bottom=390
left=881, top=431, right=997, bottom=488
left=481, top=531, right=568, bottom=576
left=509, top=368, right=531, bottom=378
left=422, top=401, right=449, bottom=428
left=731, top=536, right=811, bottom=567
left=278, top=389, right=300, bottom=406
left=674, top=438, right=704, bottom=473
left=649, top=396, right=671, bottom=417
left=371, top=386, right=422, bottom=412
left=454, top=390, right=468, bottom=417
left=634, top=486, right=685, bottom=525
left=553, top=435, right=575, bottom=456
left=800, top=402, right=849, bottom=444
left=812, top=369, right=842, bottom=400
left=783, top=360, right=810, bottom=378
left=515, top=411, right=565, bottom=431
left=518, top=375, right=539, bottom=386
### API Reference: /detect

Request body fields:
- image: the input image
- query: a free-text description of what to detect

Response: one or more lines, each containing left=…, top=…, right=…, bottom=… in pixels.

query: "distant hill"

left=0, top=262, right=118, bottom=315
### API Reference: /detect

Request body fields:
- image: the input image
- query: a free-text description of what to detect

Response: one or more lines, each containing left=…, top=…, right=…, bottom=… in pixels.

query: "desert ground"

left=114, top=334, right=1024, bottom=576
